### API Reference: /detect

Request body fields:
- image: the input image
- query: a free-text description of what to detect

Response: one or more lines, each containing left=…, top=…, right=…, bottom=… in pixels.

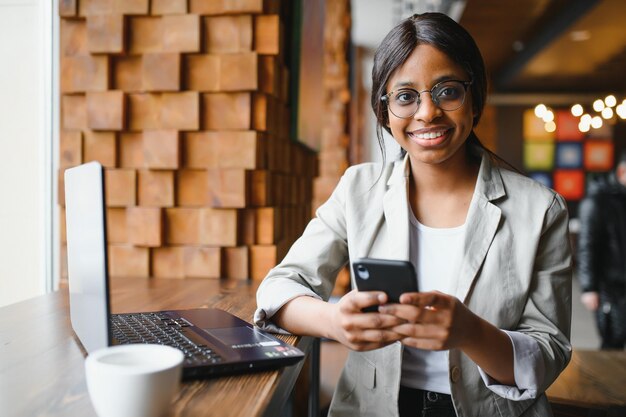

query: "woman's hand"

left=380, top=291, right=515, bottom=385
left=378, top=291, right=476, bottom=350
left=329, top=290, right=407, bottom=351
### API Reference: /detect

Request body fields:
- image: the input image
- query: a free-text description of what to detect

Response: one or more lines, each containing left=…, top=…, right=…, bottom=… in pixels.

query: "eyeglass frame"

left=381, top=79, right=473, bottom=118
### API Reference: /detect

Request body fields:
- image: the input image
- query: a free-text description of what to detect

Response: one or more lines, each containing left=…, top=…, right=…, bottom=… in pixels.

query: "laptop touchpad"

left=203, top=327, right=280, bottom=349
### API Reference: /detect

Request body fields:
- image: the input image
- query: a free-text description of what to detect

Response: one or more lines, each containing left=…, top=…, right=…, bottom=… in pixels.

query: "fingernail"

left=378, top=294, right=386, bottom=303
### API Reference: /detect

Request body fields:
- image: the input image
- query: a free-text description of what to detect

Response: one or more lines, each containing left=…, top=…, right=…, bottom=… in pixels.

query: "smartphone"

left=351, top=258, right=418, bottom=312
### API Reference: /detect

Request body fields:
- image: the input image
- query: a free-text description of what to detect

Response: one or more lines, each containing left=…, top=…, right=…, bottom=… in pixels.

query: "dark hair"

left=371, top=12, right=490, bottom=164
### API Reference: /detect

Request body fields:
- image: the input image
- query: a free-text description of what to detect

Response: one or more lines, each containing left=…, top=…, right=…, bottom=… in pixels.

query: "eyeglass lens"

left=387, top=80, right=468, bottom=118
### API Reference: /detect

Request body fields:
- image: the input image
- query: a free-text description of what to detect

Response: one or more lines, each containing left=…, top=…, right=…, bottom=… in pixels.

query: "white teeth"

left=412, top=130, right=446, bottom=140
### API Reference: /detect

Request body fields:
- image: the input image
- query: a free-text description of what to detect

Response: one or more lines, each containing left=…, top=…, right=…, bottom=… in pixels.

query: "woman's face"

left=385, top=44, right=474, bottom=167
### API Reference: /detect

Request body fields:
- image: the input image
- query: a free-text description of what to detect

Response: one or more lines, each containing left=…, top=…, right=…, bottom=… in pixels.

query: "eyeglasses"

left=381, top=80, right=472, bottom=118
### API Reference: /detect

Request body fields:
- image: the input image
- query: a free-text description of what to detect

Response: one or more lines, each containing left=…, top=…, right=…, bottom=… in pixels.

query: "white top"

left=401, top=207, right=545, bottom=397
left=401, top=209, right=466, bottom=393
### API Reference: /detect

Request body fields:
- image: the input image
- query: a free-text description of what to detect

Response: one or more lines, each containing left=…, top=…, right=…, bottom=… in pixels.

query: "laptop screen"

left=64, top=161, right=111, bottom=353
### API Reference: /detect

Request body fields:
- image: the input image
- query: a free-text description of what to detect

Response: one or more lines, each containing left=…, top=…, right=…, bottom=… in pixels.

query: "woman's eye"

left=395, top=91, right=417, bottom=105
left=437, top=86, right=461, bottom=100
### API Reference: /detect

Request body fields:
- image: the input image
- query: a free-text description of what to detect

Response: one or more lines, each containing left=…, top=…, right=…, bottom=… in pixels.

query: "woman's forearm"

left=462, top=314, right=515, bottom=386
left=272, top=296, right=336, bottom=340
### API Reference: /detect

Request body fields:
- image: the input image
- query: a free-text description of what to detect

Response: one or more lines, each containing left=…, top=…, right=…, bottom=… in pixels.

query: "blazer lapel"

left=453, top=153, right=505, bottom=303
left=381, top=156, right=411, bottom=262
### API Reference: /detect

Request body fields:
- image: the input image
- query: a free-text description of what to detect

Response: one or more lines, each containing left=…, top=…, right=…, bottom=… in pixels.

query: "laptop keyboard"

left=111, top=312, right=223, bottom=366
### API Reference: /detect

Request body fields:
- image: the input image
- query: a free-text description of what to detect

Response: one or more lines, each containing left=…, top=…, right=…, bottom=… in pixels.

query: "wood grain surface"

left=0, top=278, right=308, bottom=417
left=547, top=350, right=626, bottom=409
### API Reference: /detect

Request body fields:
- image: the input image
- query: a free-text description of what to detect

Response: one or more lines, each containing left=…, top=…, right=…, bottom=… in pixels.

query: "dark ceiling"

left=459, top=0, right=626, bottom=95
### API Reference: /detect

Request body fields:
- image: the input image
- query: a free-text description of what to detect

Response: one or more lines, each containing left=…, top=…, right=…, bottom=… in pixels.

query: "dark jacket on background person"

left=577, top=173, right=626, bottom=348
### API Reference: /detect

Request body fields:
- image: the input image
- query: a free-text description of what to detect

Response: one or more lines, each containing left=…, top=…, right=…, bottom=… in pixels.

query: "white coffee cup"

left=85, top=344, right=184, bottom=417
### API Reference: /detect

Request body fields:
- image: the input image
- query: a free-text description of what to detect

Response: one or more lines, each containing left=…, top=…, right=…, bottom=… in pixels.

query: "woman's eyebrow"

left=390, top=74, right=464, bottom=90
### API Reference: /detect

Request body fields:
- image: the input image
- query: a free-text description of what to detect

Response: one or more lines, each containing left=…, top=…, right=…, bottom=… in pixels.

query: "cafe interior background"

left=0, top=0, right=625, bottom=412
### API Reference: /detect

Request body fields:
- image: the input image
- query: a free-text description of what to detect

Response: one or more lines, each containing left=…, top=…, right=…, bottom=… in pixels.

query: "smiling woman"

left=255, top=12, right=572, bottom=417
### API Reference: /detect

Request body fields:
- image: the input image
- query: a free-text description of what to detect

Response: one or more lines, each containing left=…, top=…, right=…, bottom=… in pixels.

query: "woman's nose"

left=413, top=93, right=442, bottom=123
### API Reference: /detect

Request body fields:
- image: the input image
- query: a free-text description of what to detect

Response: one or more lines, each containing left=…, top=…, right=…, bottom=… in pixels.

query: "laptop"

left=64, top=161, right=304, bottom=379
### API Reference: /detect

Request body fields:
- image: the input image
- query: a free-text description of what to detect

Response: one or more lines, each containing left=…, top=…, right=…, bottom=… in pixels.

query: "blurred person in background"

left=578, top=151, right=626, bottom=349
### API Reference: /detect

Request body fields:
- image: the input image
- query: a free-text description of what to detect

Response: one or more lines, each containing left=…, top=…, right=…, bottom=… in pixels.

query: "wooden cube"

left=152, top=0, right=187, bottom=15
left=105, top=169, right=136, bottom=207
left=143, top=130, right=180, bottom=169
left=59, top=0, right=77, bottom=17
left=250, top=245, right=278, bottom=281
left=60, top=130, right=82, bottom=168
left=127, top=93, right=161, bottom=131
left=165, top=208, right=201, bottom=245
left=61, top=55, right=109, bottom=92
left=183, top=132, right=218, bottom=168
left=62, top=94, right=87, bottom=130
left=87, top=91, right=125, bottom=131
left=113, top=56, right=142, bottom=92
left=203, top=93, right=251, bottom=130
left=222, top=246, right=249, bottom=280
left=207, top=169, right=248, bottom=208
left=127, top=206, right=163, bottom=247
left=160, top=92, right=199, bottom=130
left=162, top=15, right=200, bottom=53
left=83, top=130, right=117, bottom=167
left=219, top=52, right=258, bottom=91
left=119, top=132, right=143, bottom=168
left=249, top=170, right=272, bottom=206
left=259, top=55, right=279, bottom=96
left=113, top=0, right=149, bottom=15
left=60, top=19, right=88, bottom=56
left=255, top=207, right=281, bottom=244
left=79, top=0, right=112, bottom=16
left=138, top=170, right=174, bottom=207
left=184, top=246, right=221, bottom=278
left=215, top=131, right=263, bottom=169
left=58, top=169, right=66, bottom=206
left=190, top=0, right=264, bottom=14
left=252, top=93, right=268, bottom=132
left=177, top=169, right=208, bottom=206
left=106, top=207, right=127, bottom=243
left=108, top=245, right=149, bottom=278
left=185, top=55, right=220, bottom=92
left=128, top=17, right=162, bottom=54
left=200, top=208, right=240, bottom=247
left=242, top=208, right=256, bottom=245
left=254, top=14, right=281, bottom=55
left=142, top=53, right=180, bottom=92
left=152, top=247, right=185, bottom=279
left=204, top=15, right=252, bottom=54
left=87, top=14, right=125, bottom=53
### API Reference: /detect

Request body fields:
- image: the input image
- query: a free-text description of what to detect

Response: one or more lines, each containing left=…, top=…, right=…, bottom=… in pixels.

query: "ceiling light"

left=604, top=95, right=617, bottom=107
left=578, top=121, right=590, bottom=133
left=591, top=116, right=602, bottom=129
left=569, top=30, right=590, bottom=42
left=617, top=104, right=626, bottom=119
left=593, top=99, right=605, bottom=112
left=601, top=107, right=614, bottom=119
left=542, top=110, right=554, bottom=123
left=534, top=104, right=547, bottom=118
left=581, top=114, right=592, bottom=124
left=545, top=121, right=556, bottom=133
left=571, top=104, right=583, bottom=117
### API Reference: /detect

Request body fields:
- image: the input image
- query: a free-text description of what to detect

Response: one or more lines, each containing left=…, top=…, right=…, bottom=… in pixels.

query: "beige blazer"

left=255, top=151, right=572, bottom=417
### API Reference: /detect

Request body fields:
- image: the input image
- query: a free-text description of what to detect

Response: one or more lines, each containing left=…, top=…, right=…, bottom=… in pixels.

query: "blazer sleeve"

left=254, top=169, right=351, bottom=333
left=516, top=193, right=572, bottom=393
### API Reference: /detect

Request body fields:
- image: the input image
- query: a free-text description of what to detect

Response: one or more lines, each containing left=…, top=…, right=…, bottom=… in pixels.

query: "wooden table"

left=0, top=278, right=314, bottom=417
left=547, top=350, right=626, bottom=416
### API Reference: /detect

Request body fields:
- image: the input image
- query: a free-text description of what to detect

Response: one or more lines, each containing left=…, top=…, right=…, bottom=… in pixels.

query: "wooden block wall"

left=315, top=0, right=352, bottom=295
left=59, top=0, right=316, bottom=281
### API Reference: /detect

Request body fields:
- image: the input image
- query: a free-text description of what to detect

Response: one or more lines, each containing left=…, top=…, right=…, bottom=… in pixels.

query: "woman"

left=255, top=12, right=572, bottom=417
